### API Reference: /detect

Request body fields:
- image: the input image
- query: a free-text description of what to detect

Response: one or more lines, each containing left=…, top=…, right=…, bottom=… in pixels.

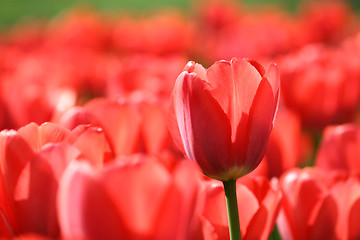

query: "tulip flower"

left=278, top=167, right=360, bottom=240
left=168, top=57, right=280, bottom=181
left=56, top=96, right=175, bottom=157
left=277, top=168, right=338, bottom=240
left=0, top=130, right=81, bottom=238
left=0, top=122, right=111, bottom=238
left=279, top=44, right=360, bottom=129
left=57, top=155, right=203, bottom=240
left=168, top=57, right=279, bottom=239
left=315, top=124, right=360, bottom=174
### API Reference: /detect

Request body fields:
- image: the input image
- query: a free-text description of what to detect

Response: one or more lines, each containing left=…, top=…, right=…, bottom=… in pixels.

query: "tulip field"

left=1, top=0, right=360, bottom=239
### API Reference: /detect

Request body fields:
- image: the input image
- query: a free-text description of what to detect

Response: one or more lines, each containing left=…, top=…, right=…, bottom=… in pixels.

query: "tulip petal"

left=102, top=157, right=171, bottom=237
left=243, top=205, right=268, bottom=240
left=244, top=178, right=282, bottom=240
left=0, top=130, right=33, bottom=235
left=202, top=182, right=228, bottom=231
left=183, top=61, right=208, bottom=81
left=264, top=63, right=280, bottom=121
left=0, top=208, right=14, bottom=237
left=264, top=64, right=280, bottom=101
left=140, top=102, right=169, bottom=154
left=168, top=91, right=186, bottom=154
left=14, top=143, right=80, bottom=237
left=348, top=198, right=360, bottom=240
left=205, top=61, right=232, bottom=116
left=85, top=98, right=142, bottom=156
left=58, top=156, right=195, bottom=240
left=237, top=184, right=260, bottom=237
left=171, top=72, right=232, bottom=177
left=235, top=78, right=276, bottom=173
left=17, top=123, right=71, bottom=151
left=56, top=106, right=101, bottom=130
left=58, top=161, right=127, bottom=240
left=206, top=59, right=263, bottom=141
left=308, top=195, right=337, bottom=239
left=70, top=125, right=112, bottom=168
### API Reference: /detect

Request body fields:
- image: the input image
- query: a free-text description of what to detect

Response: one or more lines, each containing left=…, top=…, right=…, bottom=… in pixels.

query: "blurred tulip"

left=0, top=131, right=81, bottom=238
left=201, top=176, right=282, bottom=239
left=112, top=13, right=192, bottom=55
left=168, top=58, right=280, bottom=181
left=58, top=155, right=203, bottom=240
left=278, top=168, right=338, bottom=240
left=315, top=124, right=360, bottom=174
left=104, top=54, right=187, bottom=99
left=330, top=176, right=360, bottom=240
left=17, top=122, right=111, bottom=168
left=279, top=44, right=360, bottom=129
left=55, top=96, right=175, bottom=156
left=0, top=122, right=111, bottom=238
left=278, top=167, right=360, bottom=240
left=0, top=68, right=76, bottom=129
left=298, top=0, right=354, bottom=44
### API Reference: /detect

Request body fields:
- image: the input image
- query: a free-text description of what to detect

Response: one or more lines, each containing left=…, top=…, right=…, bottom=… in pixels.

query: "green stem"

left=223, top=179, right=241, bottom=240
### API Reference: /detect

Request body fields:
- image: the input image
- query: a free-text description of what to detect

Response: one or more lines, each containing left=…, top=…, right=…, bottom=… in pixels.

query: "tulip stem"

left=223, top=179, right=241, bottom=240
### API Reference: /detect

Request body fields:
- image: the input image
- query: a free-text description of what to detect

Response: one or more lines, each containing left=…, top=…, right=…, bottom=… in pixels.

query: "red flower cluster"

left=0, top=0, right=360, bottom=239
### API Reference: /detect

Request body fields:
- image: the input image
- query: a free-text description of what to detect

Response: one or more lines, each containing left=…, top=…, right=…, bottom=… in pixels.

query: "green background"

left=0, top=0, right=358, bottom=29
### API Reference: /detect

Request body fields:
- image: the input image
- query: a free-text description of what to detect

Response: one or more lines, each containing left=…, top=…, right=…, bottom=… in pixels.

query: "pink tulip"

left=168, top=58, right=280, bottom=181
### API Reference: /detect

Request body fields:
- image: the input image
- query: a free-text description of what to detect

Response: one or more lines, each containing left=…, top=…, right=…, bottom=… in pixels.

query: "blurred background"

left=0, top=0, right=359, bottom=28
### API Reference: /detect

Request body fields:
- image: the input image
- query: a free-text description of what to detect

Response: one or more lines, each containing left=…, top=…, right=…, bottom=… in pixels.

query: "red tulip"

left=278, top=167, right=360, bottom=240
left=17, top=122, right=111, bottom=168
left=0, top=131, right=81, bottom=238
left=277, top=168, right=338, bottom=240
left=279, top=44, right=360, bottom=129
left=316, top=124, right=360, bottom=174
left=201, top=176, right=282, bottom=239
left=168, top=58, right=280, bottom=180
left=56, top=96, right=175, bottom=156
left=0, top=122, right=110, bottom=238
left=330, top=176, right=360, bottom=240
left=58, top=155, right=203, bottom=240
